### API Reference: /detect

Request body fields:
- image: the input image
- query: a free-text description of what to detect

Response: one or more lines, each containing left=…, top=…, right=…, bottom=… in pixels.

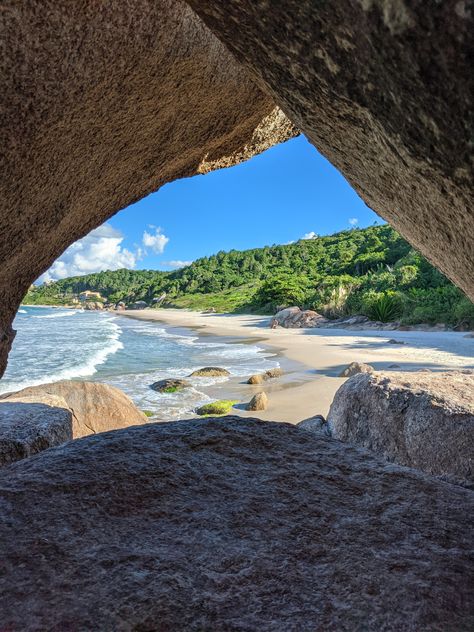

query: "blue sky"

left=40, top=135, right=381, bottom=281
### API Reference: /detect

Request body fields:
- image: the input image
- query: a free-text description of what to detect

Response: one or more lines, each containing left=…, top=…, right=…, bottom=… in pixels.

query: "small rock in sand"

left=247, top=392, right=268, bottom=411
left=387, top=338, right=405, bottom=344
left=247, top=374, right=264, bottom=385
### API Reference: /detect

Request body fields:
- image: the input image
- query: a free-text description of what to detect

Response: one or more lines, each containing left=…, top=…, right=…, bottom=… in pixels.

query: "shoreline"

left=118, top=309, right=474, bottom=423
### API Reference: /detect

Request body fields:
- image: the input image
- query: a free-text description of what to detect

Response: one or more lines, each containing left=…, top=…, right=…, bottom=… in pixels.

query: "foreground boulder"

left=0, top=398, right=72, bottom=467
left=2, top=381, right=147, bottom=438
left=0, top=417, right=472, bottom=629
left=328, top=371, right=474, bottom=487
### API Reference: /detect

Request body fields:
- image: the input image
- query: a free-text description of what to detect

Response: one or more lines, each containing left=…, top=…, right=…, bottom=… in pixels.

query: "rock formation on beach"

left=328, top=371, right=474, bottom=487
left=0, top=417, right=472, bottom=630
left=1, top=381, right=147, bottom=439
left=0, top=0, right=296, bottom=377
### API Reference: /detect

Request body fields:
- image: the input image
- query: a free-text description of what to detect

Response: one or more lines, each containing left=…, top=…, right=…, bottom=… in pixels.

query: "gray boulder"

left=0, top=397, right=72, bottom=467
left=0, top=417, right=472, bottom=630
left=328, top=371, right=474, bottom=487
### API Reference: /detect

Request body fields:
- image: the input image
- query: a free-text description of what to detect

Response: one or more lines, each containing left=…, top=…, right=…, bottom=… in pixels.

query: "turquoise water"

left=0, top=306, right=277, bottom=419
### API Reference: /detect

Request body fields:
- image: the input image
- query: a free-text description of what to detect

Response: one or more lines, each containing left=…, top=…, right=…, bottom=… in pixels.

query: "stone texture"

left=247, top=374, right=264, bottom=385
left=186, top=1, right=474, bottom=300
left=246, top=391, right=268, bottom=411
left=1, top=381, right=147, bottom=438
left=328, top=371, right=474, bottom=487
left=339, top=361, right=374, bottom=377
left=0, top=417, right=472, bottom=630
left=0, top=0, right=295, bottom=377
left=0, top=397, right=72, bottom=467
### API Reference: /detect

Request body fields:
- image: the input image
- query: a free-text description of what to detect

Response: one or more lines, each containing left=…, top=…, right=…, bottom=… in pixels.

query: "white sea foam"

left=32, top=310, right=77, bottom=319
left=18, top=309, right=27, bottom=314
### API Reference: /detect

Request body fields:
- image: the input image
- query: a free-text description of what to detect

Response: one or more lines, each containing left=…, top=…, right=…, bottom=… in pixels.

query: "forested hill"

left=24, top=225, right=473, bottom=327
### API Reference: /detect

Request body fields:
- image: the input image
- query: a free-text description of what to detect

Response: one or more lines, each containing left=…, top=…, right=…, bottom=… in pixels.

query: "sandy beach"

left=119, top=309, right=474, bottom=423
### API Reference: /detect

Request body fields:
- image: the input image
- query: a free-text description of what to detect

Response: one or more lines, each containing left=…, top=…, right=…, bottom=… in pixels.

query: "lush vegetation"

left=24, top=225, right=474, bottom=327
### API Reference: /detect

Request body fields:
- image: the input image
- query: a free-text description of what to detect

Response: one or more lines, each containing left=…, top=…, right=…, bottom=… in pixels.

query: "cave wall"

left=186, top=0, right=474, bottom=298
left=0, top=0, right=295, bottom=376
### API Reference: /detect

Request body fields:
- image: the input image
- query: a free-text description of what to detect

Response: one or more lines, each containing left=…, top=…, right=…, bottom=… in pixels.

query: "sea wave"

left=0, top=319, right=123, bottom=394
left=32, top=310, right=77, bottom=319
left=18, top=309, right=27, bottom=314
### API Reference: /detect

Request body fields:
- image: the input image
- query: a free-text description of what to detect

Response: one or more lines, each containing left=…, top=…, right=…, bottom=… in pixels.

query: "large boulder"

left=270, top=307, right=327, bottom=328
left=2, top=381, right=147, bottom=438
left=0, top=0, right=295, bottom=377
left=328, top=371, right=474, bottom=487
left=0, top=417, right=472, bottom=629
left=0, top=397, right=72, bottom=467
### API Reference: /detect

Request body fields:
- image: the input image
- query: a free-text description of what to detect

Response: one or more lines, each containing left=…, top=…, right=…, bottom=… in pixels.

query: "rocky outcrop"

left=1, top=381, right=147, bottom=438
left=0, top=398, right=72, bottom=467
left=328, top=371, right=474, bottom=487
left=0, top=1, right=295, bottom=378
left=246, top=392, right=268, bottom=411
left=150, top=378, right=191, bottom=393
left=187, top=1, right=474, bottom=301
left=189, top=367, right=230, bottom=377
left=338, top=361, right=374, bottom=377
left=270, top=307, right=328, bottom=328
left=0, top=417, right=472, bottom=629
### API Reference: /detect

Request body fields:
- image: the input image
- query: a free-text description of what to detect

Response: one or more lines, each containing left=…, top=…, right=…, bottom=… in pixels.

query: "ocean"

left=0, top=306, right=278, bottom=419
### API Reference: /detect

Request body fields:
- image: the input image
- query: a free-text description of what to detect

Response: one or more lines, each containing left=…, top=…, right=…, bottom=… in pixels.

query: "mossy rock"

left=189, top=367, right=230, bottom=378
left=150, top=379, right=191, bottom=393
left=196, top=400, right=237, bottom=416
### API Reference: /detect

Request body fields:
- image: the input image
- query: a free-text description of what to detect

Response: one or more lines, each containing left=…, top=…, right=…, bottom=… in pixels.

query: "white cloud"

left=349, top=217, right=359, bottom=227
left=301, top=231, right=318, bottom=240
left=162, top=260, right=192, bottom=269
left=142, top=227, right=169, bottom=254
left=38, top=224, right=138, bottom=282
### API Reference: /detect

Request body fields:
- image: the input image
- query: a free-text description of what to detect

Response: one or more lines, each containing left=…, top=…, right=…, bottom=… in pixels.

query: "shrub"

left=363, top=291, right=403, bottom=322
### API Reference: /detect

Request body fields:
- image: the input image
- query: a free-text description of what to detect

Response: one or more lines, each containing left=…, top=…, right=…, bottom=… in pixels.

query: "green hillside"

left=23, top=225, right=474, bottom=327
